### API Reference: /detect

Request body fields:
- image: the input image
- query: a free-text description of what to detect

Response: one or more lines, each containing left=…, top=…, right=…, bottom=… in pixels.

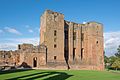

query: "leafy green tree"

left=106, top=45, right=120, bottom=70
left=111, top=58, right=120, bottom=70
left=104, top=56, right=109, bottom=63
left=108, top=56, right=117, bottom=66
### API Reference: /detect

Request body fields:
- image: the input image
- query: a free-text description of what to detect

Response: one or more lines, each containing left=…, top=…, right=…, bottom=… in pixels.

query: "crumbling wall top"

left=45, top=10, right=64, bottom=15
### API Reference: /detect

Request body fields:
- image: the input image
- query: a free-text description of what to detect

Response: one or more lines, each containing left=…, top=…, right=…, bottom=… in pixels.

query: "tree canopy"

left=105, top=45, right=120, bottom=70
left=111, top=58, right=120, bottom=70
left=115, top=45, right=120, bottom=58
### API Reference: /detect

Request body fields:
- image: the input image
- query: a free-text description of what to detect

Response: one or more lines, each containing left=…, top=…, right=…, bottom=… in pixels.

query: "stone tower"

left=40, top=10, right=104, bottom=70
left=40, top=10, right=65, bottom=65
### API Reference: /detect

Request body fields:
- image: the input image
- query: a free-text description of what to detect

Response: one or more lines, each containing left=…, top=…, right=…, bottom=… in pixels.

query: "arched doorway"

left=33, top=57, right=37, bottom=67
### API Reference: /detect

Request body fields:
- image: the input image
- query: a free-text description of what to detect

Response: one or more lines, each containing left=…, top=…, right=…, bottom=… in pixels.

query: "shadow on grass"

left=6, top=71, right=46, bottom=80
left=0, top=69, right=33, bottom=75
left=6, top=71, right=73, bottom=80
left=44, top=72, right=72, bottom=80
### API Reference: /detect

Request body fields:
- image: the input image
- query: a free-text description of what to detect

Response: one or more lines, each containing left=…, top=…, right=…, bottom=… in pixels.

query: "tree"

left=104, top=56, right=109, bottom=63
left=106, top=45, right=120, bottom=70
left=111, top=58, right=120, bottom=70
left=108, top=56, right=117, bottom=66
left=104, top=55, right=109, bottom=68
left=115, top=45, right=120, bottom=58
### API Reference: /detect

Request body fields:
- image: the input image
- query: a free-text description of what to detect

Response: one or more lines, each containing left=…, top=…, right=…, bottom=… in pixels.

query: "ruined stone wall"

left=0, top=44, right=47, bottom=69
left=65, top=21, right=82, bottom=64
left=20, top=52, right=46, bottom=68
left=0, top=50, right=20, bottom=66
left=65, top=21, right=104, bottom=70
left=18, top=44, right=33, bottom=51
left=19, top=44, right=47, bottom=68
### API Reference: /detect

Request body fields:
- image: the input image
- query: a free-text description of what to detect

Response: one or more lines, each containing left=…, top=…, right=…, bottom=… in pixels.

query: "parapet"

left=45, top=10, right=64, bottom=15
left=18, top=43, right=33, bottom=50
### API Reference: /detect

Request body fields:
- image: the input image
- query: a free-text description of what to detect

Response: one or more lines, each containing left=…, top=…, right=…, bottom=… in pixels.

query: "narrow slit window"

left=73, top=48, right=76, bottom=60
left=81, top=48, right=84, bottom=60
left=54, top=30, right=57, bottom=36
left=18, top=45, right=21, bottom=49
left=96, top=41, right=98, bottom=44
left=54, top=44, right=57, bottom=48
left=54, top=56, right=57, bottom=60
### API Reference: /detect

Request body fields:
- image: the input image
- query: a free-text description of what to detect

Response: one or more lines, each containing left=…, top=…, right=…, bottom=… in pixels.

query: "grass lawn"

left=0, top=69, right=120, bottom=80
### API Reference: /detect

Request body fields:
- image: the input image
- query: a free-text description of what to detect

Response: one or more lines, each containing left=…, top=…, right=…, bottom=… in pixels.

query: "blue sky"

left=0, top=0, right=120, bottom=56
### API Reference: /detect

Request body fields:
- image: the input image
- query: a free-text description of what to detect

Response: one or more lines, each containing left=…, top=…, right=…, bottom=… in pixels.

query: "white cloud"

left=25, top=25, right=30, bottom=28
left=104, top=31, right=120, bottom=56
left=0, top=29, right=3, bottom=33
left=83, top=22, right=86, bottom=24
left=25, top=25, right=34, bottom=33
left=0, top=43, right=17, bottom=51
left=28, top=29, right=33, bottom=33
left=11, top=37, right=39, bottom=45
left=4, top=27, right=22, bottom=35
left=0, top=37, right=39, bottom=51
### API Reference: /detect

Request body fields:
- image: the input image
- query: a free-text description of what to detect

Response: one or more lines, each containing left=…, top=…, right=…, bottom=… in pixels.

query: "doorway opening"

left=33, top=57, right=37, bottom=67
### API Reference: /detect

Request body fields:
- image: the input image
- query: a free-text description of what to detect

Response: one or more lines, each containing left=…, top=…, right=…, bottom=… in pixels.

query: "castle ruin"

left=0, top=10, right=104, bottom=70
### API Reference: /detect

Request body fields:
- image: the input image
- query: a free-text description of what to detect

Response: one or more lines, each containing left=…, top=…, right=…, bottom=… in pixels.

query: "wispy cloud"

left=104, top=31, right=120, bottom=56
left=25, top=25, right=34, bottom=33
left=28, top=29, right=33, bottom=33
left=0, top=37, right=39, bottom=50
left=0, top=43, right=17, bottom=51
left=11, top=37, right=39, bottom=45
left=4, top=27, right=22, bottom=35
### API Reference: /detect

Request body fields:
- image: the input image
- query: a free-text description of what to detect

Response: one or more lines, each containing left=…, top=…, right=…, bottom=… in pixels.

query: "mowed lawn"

left=0, top=69, right=120, bottom=80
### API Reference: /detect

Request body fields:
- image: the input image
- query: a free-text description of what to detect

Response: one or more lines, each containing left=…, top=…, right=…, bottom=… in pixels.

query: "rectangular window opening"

left=54, top=56, right=57, bottom=60
left=54, top=44, right=57, bottom=48
left=54, top=30, right=57, bottom=36
left=18, top=45, right=21, bottom=49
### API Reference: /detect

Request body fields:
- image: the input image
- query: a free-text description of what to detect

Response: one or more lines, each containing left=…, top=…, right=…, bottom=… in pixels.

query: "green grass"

left=0, top=69, right=120, bottom=80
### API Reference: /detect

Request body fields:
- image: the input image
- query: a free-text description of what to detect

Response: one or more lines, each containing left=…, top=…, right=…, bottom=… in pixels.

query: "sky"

left=0, top=0, right=120, bottom=56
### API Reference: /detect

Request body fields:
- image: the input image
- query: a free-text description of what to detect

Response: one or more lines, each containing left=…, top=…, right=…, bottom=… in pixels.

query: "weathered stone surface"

left=0, top=10, right=104, bottom=70
left=40, top=10, right=104, bottom=70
